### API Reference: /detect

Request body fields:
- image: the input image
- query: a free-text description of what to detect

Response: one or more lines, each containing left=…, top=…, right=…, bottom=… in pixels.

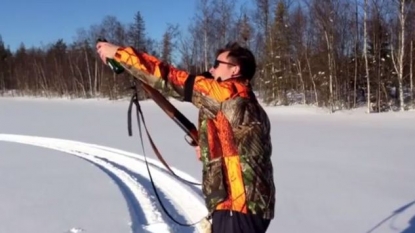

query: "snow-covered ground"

left=1, top=96, right=414, bottom=233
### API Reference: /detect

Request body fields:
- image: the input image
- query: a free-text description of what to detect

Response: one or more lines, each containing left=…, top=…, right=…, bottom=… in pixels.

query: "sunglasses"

left=213, top=59, right=236, bottom=69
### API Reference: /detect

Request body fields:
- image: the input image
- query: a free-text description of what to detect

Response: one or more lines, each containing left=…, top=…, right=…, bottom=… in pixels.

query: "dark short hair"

left=216, top=42, right=256, bottom=80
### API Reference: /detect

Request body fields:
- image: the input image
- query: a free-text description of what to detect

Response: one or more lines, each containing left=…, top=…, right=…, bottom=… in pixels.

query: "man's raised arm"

left=97, top=42, right=246, bottom=106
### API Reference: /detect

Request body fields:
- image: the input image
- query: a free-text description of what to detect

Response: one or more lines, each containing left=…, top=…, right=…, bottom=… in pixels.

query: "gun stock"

left=138, top=80, right=199, bottom=146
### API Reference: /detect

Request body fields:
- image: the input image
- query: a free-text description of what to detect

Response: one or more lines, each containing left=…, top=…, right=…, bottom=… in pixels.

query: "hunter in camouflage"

left=97, top=41, right=275, bottom=232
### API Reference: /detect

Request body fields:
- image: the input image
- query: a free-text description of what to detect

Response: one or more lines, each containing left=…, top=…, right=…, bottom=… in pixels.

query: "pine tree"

left=127, top=11, right=148, bottom=52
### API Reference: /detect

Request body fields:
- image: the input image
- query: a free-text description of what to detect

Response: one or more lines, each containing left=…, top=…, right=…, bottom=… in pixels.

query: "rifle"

left=96, top=38, right=199, bottom=147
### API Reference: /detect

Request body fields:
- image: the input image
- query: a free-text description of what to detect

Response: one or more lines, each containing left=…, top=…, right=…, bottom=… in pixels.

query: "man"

left=96, top=41, right=275, bottom=233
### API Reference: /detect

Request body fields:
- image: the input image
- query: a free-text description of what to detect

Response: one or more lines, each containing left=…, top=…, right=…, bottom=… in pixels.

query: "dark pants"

left=211, top=210, right=271, bottom=233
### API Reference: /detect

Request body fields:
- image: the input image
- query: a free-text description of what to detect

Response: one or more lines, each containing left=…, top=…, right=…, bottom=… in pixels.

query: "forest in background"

left=0, top=0, right=414, bottom=113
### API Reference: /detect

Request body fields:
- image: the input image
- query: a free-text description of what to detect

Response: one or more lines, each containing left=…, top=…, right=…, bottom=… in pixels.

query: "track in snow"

left=0, top=134, right=209, bottom=233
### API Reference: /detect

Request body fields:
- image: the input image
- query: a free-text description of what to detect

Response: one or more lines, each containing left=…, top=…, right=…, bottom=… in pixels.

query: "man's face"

left=209, top=51, right=237, bottom=81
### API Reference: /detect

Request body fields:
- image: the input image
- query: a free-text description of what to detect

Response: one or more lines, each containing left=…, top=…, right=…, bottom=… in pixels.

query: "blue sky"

left=0, top=0, right=197, bottom=51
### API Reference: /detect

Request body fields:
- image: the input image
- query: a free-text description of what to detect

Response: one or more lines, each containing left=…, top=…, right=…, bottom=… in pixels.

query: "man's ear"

left=232, top=65, right=240, bottom=76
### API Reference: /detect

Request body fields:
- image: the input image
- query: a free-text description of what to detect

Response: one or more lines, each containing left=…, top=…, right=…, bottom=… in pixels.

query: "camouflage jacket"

left=114, top=47, right=276, bottom=219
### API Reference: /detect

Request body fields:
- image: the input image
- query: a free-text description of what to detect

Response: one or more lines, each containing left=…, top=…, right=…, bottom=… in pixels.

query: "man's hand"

left=195, top=146, right=201, bottom=160
left=96, top=41, right=120, bottom=64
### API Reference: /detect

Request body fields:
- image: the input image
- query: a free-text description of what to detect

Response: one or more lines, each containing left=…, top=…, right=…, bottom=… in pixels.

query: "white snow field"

left=1, top=96, right=415, bottom=233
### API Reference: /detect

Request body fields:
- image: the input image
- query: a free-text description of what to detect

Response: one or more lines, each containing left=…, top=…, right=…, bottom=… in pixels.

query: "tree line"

left=0, top=0, right=414, bottom=113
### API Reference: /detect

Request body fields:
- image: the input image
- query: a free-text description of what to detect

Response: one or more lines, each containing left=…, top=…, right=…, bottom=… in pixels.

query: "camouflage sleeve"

left=114, top=46, right=248, bottom=110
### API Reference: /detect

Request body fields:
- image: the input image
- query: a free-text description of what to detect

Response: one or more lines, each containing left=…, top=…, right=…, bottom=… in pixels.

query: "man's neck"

left=217, top=74, right=244, bottom=82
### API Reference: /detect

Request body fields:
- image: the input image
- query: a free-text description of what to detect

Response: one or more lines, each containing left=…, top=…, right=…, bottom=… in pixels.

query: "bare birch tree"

left=390, top=0, right=412, bottom=111
left=364, top=0, right=371, bottom=112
